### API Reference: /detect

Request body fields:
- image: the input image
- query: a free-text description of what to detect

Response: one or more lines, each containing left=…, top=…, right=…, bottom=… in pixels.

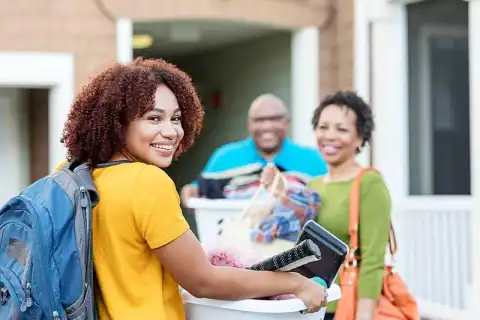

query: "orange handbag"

left=334, top=168, right=420, bottom=320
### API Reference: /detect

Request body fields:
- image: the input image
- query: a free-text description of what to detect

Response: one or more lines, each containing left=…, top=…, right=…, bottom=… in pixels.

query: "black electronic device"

left=246, top=239, right=321, bottom=275
left=294, top=220, right=349, bottom=287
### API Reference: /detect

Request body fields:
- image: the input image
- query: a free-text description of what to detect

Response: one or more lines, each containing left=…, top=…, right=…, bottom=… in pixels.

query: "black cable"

left=93, top=0, right=116, bottom=24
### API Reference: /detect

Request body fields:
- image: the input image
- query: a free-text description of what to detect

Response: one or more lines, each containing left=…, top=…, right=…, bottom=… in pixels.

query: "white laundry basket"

left=182, top=284, right=341, bottom=320
left=187, top=197, right=298, bottom=260
left=188, top=198, right=248, bottom=244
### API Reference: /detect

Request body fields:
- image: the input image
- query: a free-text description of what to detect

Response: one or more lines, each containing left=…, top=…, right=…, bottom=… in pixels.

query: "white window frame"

left=0, top=52, right=75, bottom=171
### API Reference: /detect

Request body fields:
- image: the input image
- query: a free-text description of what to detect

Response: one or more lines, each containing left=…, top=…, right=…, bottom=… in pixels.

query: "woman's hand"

left=180, top=184, right=198, bottom=206
left=294, top=275, right=328, bottom=313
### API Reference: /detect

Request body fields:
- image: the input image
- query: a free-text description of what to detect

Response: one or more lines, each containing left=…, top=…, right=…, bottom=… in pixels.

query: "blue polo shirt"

left=201, top=137, right=327, bottom=178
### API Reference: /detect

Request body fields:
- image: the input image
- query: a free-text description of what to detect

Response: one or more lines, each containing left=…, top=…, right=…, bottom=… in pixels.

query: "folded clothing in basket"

left=251, top=188, right=321, bottom=243
left=207, top=249, right=295, bottom=300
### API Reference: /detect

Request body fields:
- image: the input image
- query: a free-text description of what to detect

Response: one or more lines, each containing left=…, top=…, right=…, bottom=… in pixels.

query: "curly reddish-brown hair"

left=61, top=57, right=204, bottom=167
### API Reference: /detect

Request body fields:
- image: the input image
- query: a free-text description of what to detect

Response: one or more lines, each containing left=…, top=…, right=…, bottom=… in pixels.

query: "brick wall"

left=0, top=0, right=354, bottom=94
left=320, top=0, right=355, bottom=95
left=0, top=1, right=116, bottom=91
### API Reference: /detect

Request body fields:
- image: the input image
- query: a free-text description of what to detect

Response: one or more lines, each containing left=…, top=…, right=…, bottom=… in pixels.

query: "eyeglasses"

left=249, top=113, right=288, bottom=123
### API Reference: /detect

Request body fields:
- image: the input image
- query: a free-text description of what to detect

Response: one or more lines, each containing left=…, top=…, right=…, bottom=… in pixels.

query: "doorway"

left=133, top=20, right=292, bottom=189
left=0, top=88, right=50, bottom=205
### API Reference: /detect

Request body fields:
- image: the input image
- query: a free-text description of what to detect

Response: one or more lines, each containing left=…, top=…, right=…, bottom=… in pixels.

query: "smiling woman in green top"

left=308, top=91, right=391, bottom=320
left=259, top=91, right=391, bottom=320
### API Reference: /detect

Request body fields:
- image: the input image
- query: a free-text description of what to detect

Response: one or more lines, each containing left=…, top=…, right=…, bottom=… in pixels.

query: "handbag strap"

left=347, top=167, right=398, bottom=262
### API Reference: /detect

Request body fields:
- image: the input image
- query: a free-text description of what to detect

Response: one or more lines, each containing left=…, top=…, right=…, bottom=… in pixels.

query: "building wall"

left=0, top=1, right=116, bottom=91
left=0, top=0, right=355, bottom=94
left=320, top=0, right=356, bottom=94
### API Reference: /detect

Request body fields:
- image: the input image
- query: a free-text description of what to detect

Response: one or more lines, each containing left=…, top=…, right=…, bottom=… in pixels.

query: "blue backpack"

left=0, top=161, right=99, bottom=320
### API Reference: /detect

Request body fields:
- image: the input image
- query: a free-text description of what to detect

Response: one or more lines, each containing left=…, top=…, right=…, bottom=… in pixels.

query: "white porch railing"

left=394, top=196, right=473, bottom=320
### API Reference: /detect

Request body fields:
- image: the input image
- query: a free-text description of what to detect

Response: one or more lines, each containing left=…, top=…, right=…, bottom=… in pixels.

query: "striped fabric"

left=198, top=161, right=316, bottom=200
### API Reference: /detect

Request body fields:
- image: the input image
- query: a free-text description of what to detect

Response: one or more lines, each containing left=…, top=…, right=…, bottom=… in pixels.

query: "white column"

left=48, top=55, right=75, bottom=172
left=467, top=0, right=480, bottom=316
left=49, top=70, right=75, bottom=171
left=116, top=18, right=133, bottom=63
left=369, top=3, right=409, bottom=204
left=354, top=0, right=371, bottom=167
left=291, top=27, right=320, bottom=147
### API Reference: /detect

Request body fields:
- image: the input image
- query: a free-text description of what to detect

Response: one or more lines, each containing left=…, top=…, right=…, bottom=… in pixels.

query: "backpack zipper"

left=1, top=221, right=33, bottom=312
left=80, top=186, right=96, bottom=319
left=79, top=187, right=91, bottom=287
left=0, top=220, right=34, bottom=312
left=0, top=270, right=26, bottom=311
left=20, top=197, right=59, bottom=318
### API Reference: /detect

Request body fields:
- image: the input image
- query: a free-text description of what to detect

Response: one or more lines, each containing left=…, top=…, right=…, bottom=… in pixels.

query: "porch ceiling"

left=133, top=20, right=286, bottom=57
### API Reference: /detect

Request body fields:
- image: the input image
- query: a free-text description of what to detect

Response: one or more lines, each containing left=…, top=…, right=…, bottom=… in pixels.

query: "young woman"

left=261, top=91, right=391, bottom=320
left=60, top=58, right=326, bottom=319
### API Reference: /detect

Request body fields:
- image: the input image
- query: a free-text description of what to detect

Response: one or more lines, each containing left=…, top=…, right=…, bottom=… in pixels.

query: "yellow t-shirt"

left=59, top=161, right=189, bottom=319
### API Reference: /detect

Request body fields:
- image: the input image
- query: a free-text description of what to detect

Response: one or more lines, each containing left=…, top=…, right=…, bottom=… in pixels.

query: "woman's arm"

left=133, top=166, right=326, bottom=312
left=155, top=230, right=309, bottom=300
left=356, top=178, right=391, bottom=320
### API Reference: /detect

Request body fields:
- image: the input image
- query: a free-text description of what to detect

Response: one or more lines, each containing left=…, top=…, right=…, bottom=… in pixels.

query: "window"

left=407, top=0, right=469, bottom=195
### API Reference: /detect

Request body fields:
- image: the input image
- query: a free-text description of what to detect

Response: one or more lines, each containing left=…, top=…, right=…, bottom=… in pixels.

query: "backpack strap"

left=73, top=163, right=100, bottom=207
left=96, top=160, right=133, bottom=168
left=60, top=159, right=131, bottom=207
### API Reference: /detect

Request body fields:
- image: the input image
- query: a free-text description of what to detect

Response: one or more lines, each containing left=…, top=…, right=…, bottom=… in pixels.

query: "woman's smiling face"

left=124, top=84, right=184, bottom=168
left=315, top=104, right=362, bottom=167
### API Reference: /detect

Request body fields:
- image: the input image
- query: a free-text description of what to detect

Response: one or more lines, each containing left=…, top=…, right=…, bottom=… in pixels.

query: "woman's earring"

left=357, top=146, right=363, bottom=153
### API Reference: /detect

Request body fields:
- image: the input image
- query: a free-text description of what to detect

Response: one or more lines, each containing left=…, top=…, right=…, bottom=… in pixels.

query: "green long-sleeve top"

left=308, top=171, right=391, bottom=313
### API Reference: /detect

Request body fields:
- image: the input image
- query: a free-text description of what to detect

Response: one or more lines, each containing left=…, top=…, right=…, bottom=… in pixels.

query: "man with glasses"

left=180, top=94, right=327, bottom=204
